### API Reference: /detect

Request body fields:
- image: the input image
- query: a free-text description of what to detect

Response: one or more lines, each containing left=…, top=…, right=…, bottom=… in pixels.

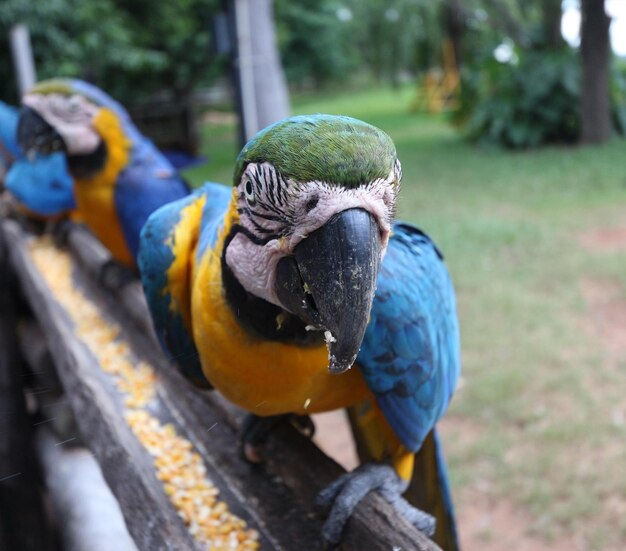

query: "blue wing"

left=356, top=223, right=461, bottom=452
left=138, top=182, right=231, bottom=387
left=114, top=136, right=190, bottom=260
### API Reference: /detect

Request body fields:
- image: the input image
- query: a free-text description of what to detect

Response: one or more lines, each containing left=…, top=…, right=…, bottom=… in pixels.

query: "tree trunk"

left=541, top=0, right=565, bottom=49
left=581, top=0, right=612, bottom=144
left=443, top=0, right=464, bottom=71
left=236, top=0, right=289, bottom=140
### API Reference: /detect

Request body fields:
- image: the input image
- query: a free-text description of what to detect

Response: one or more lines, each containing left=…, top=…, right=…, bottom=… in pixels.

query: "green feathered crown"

left=234, top=115, right=397, bottom=187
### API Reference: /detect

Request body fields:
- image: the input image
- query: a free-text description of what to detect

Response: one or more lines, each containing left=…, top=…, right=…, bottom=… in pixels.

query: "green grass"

left=184, top=84, right=626, bottom=546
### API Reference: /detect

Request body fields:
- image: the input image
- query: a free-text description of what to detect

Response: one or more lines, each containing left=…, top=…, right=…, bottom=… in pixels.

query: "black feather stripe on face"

left=236, top=163, right=292, bottom=243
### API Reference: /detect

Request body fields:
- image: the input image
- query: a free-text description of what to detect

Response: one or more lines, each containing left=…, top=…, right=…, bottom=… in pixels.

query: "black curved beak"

left=275, top=208, right=382, bottom=374
left=17, top=107, right=66, bottom=157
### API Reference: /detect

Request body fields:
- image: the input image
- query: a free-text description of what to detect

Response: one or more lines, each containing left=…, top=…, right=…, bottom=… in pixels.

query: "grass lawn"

left=184, top=85, right=626, bottom=550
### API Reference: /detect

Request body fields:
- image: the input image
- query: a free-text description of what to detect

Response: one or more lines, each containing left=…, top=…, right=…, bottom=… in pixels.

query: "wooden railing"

left=0, top=208, right=440, bottom=551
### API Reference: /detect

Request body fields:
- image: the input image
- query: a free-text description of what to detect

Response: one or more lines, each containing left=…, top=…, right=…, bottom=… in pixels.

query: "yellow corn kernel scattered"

left=30, top=237, right=260, bottom=550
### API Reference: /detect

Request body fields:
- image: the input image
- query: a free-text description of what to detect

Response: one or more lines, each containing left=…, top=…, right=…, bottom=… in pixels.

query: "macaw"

left=139, top=115, right=460, bottom=549
left=1, top=100, right=75, bottom=218
left=16, top=78, right=190, bottom=269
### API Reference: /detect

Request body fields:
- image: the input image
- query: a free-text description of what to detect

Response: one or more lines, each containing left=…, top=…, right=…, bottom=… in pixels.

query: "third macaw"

left=1, top=99, right=75, bottom=218
left=139, top=115, right=461, bottom=549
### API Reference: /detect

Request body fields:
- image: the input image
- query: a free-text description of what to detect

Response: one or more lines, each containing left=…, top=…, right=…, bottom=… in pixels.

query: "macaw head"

left=16, top=78, right=131, bottom=179
left=225, top=115, right=402, bottom=374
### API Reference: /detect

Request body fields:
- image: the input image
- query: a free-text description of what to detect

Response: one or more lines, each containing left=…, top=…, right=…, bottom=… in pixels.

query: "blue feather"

left=357, top=223, right=461, bottom=452
left=114, top=163, right=189, bottom=260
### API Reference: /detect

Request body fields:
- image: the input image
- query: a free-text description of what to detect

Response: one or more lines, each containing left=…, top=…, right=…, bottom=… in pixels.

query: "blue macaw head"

left=5, top=153, right=75, bottom=216
left=225, top=115, right=402, bottom=373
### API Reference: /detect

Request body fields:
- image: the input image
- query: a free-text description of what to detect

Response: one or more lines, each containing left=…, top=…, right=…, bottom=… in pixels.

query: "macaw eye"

left=68, top=98, right=81, bottom=113
left=244, top=179, right=255, bottom=203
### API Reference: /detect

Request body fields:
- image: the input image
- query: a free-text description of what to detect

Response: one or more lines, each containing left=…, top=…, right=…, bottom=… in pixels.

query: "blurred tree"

left=455, top=0, right=624, bottom=147
left=111, top=0, right=222, bottom=103
left=274, top=0, right=359, bottom=87
left=0, top=0, right=164, bottom=104
left=443, top=0, right=465, bottom=71
left=541, top=0, right=566, bottom=50
left=580, top=0, right=611, bottom=143
left=274, top=0, right=453, bottom=89
left=0, top=0, right=222, bottom=106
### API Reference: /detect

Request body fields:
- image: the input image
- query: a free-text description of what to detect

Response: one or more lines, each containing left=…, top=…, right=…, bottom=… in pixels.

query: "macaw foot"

left=98, top=259, right=135, bottom=290
left=316, top=463, right=435, bottom=547
left=240, top=413, right=315, bottom=464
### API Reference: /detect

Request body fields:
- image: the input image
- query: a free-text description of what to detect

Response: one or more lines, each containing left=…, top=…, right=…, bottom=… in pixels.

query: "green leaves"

left=454, top=49, right=583, bottom=148
left=0, top=0, right=219, bottom=105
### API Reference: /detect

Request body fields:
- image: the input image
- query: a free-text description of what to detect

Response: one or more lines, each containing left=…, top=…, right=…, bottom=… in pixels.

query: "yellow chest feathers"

left=73, top=108, right=133, bottom=267
left=190, top=202, right=370, bottom=416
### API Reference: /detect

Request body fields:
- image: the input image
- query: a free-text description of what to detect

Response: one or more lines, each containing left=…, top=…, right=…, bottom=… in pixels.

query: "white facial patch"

left=225, top=232, right=287, bottom=307
left=23, top=93, right=101, bottom=155
left=284, top=173, right=398, bottom=256
left=225, top=162, right=400, bottom=306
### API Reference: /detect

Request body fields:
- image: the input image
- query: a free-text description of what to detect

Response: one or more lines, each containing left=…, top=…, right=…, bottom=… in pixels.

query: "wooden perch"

left=36, top=427, right=139, bottom=551
left=1, top=216, right=441, bottom=551
left=0, top=230, right=53, bottom=551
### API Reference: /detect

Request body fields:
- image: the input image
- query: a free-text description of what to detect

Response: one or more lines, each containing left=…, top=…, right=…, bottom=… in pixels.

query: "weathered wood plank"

left=3, top=219, right=202, bottom=551
left=3, top=217, right=441, bottom=551
left=36, top=427, right=139, bottom=551
left=0, top=227, right=53, bottom=551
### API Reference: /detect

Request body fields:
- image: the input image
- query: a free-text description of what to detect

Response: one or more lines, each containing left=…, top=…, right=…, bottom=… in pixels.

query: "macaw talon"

left=240, top=414, right=283, bottom=464
left=240, top=413, right=316, bottom=464
left=316, top=463, right=436, bottom=547
left=97, top=259, right=135, bottom=290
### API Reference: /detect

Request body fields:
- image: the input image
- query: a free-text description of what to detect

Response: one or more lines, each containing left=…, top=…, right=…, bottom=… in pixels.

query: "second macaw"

left=139, top=115, right=461, bottom=549
left=16, top=78, right=190, bottom=269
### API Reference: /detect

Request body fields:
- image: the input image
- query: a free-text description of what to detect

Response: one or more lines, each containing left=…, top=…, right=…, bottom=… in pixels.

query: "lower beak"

left=17, top=107, right=66, bottom=157
left=275, top=208, right=382, bottom=374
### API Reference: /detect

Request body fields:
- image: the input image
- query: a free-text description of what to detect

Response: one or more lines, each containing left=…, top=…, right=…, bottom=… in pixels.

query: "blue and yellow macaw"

left=1, top=100, right=75, bottom=218
left=139, top=115, right=460, bottom=549
left=16, top=79, right=189, bottom=269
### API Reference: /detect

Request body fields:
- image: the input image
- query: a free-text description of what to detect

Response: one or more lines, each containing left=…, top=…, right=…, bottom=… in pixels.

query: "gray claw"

left=316, top=463, right=436, bottom=546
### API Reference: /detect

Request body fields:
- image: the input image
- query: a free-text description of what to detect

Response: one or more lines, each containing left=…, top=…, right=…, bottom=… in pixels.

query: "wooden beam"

left=2, top=217, right=441, bottom=551
left=3, top=219, right=203, bottom=551
left=0, top=228, right=52, bottom=551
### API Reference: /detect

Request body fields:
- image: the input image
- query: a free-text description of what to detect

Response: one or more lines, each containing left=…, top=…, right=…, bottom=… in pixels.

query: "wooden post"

left=0, top=228, right=52, bottom=551
left=9, top=24, right=37, bottom=96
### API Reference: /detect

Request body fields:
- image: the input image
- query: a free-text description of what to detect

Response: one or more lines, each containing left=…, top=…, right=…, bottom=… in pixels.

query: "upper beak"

left=275, top=208, right=382, bottom=374
left=17, top=106, right=67, bottom=157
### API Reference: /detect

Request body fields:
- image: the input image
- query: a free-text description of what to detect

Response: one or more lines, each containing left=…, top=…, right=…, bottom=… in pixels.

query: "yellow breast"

left=73, top=108, right=134, bottom=267
left=190, top=200, right=371, bottom=416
